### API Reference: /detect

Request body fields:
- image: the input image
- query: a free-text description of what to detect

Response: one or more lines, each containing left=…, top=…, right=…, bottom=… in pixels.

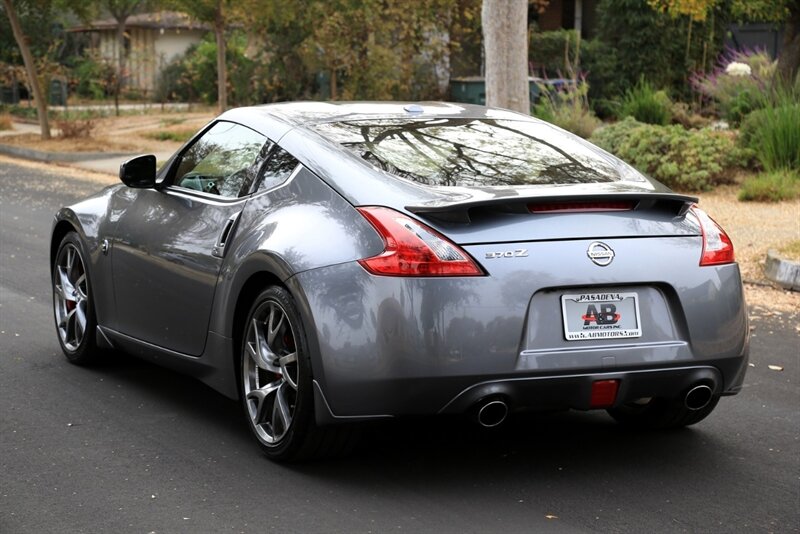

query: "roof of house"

left=69, top=11, right=210, bottom=32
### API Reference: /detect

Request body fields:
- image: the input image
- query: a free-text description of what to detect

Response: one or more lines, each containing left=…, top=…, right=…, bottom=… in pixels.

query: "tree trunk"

left=114, top=21, right=127, bottom=117
left=776, top=3, right=800, bottom=87
left=215, top=2, right=228, bottom=113
left=481, top=0, right=529, bottom=114
left=3, top=0, right=50, bottom=139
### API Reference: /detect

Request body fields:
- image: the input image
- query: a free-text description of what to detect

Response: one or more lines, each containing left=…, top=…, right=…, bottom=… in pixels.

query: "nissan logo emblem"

left=587, top=241, right=615, bottom=266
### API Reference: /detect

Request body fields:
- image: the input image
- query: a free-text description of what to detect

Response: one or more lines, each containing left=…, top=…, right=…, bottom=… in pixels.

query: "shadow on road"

left=78, top=348, right=727, bottom=487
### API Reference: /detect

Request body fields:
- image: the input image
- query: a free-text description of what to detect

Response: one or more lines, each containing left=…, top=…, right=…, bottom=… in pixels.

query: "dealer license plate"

left=561, top=292, right=642, bottom=341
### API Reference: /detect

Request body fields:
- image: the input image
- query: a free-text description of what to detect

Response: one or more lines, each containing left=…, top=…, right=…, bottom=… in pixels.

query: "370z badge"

left=485, top=249, right=529, bottom=259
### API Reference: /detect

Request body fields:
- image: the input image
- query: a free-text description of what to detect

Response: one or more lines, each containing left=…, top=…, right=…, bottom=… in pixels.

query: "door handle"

left=212, top=211, right=242, bottom=258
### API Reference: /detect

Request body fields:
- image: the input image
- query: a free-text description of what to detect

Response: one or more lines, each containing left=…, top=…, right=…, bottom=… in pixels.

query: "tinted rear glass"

left=312, top=118, right=633, bottom=187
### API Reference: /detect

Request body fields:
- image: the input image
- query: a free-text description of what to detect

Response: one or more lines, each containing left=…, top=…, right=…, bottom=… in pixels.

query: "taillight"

left=356, top=206, right=484, bottom=276
left=691, top=206, right=735, bottom=266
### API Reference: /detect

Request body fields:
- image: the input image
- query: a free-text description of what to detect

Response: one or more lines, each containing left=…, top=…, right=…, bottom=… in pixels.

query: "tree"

left=105, top=0, right=143, bottom=116
left=297, top=0, right=459, bottom=101
left=172, top=0, right=229, bottom=112
left=2, top=0, right=51, bottom=138
left=481, top=0, right=529, bottom=113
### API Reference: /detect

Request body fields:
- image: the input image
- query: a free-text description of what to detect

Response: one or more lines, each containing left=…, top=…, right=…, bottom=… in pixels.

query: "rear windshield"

left=312, top=118, right=634, bottom=187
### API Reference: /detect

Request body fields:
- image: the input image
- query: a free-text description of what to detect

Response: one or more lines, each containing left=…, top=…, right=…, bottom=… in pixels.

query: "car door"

left=111, top=121, right=269, bottom=356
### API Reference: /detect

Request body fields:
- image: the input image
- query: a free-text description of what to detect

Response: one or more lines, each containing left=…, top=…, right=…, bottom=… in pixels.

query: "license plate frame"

left=561, top=292, right=642, bottom=341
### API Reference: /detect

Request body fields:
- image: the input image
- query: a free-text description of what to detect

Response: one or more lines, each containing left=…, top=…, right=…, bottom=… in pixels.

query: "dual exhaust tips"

left=472, top=382, right=714, bottom=428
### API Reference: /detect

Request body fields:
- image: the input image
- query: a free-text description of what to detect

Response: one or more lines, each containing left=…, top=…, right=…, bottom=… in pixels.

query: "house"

left=69, top=11, right=209, bottom=95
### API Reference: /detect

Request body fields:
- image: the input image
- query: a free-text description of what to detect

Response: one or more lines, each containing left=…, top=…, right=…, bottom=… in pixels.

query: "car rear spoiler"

left=406, top=192, right=699, bottom=223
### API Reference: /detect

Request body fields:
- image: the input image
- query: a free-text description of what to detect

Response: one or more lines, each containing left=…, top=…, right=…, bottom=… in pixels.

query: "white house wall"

left=89, top=27, right=204, bottom=94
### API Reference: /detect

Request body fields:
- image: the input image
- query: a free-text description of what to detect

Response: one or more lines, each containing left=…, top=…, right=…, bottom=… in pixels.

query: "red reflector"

left=529, top=201, right=635, bottom=213
left=590, top=380, right=619, bottom=408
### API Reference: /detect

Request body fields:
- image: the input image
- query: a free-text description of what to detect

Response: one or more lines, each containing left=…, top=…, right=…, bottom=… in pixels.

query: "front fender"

left=51, top=185, right=122, bottom=328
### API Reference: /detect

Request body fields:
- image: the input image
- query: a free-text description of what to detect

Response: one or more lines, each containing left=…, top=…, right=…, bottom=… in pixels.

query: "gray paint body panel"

left=294, top=238, right=747, bottom=416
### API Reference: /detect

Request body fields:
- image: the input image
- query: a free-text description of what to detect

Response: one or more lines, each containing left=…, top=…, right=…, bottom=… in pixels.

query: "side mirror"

left=119, top=154, right=156, bottom=188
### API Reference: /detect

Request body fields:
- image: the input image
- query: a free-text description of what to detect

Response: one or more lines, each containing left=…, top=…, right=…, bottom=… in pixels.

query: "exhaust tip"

left=685, top=384, right=713, bottom=411
left=477, top=399, right=509, bottom=428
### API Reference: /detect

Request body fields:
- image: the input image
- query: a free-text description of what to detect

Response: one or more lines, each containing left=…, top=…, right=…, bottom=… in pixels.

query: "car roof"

left=215, top=102, right=672, bottom=213
left=221, top=101, right=529, bottom=129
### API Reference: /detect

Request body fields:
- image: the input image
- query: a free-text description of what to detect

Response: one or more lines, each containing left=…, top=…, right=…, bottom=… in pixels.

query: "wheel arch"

left=221, top=261, right=327, bottom=402
left=230, top=271, right=286, bottom=358
left=50, top=219, right=81, bottom=274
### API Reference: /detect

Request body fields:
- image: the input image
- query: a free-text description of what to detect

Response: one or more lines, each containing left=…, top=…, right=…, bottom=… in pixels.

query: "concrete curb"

left=0, top=143, right=135, bottom=163
left=764, top=250, right=800, bottom=291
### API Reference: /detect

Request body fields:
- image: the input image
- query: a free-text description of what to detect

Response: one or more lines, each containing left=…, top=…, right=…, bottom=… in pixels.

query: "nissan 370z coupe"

left=51, top=102, right=749, bottom=460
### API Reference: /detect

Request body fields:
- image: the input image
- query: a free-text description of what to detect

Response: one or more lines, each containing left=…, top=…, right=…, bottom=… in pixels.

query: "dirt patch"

left=2, top=111, right=214, bottom=155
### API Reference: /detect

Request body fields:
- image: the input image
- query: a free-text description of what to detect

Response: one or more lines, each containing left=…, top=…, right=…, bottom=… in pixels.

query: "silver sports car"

left=51, top=102, right=749, bottom=461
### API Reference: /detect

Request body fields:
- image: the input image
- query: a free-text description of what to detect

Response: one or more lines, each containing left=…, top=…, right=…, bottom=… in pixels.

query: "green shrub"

left=72, top=56, right=115, bottom=100
left=619, top=78, right=672, bottom=125
left=529, top=29, right=580, bottom=76
left=590, top=117, right=746, bottom=191
left=754, top=103, right=800, bottom=172
left=738, top=170, right=800, bottom=202
left=533, top=80, right=601, bottom=138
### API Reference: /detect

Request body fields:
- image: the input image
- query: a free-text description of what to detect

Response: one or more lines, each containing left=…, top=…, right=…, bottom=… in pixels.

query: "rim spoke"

left=58, top=267, right=76, bottom=301
left=65, top=247, right=74, bottom=272
left=65, top=308, right=77, bottom=344
left=75, top=304, right=87, bottom=341
left=266, top=304, right=285, bottom=347
left=279, top=352, right=298, bottom=389
left=273, top=384, right=292, bottom=433
left=251, top=318, right=278, bottom=371
left=246, top=380, right=281, bottom=425
left=74, top=273, right=87, bottom=299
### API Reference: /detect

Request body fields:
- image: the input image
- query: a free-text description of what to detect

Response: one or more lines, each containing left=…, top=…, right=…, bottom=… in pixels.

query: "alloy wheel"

left=243, top=299, right=300, bottom=445
left=54, top=243, right=89, bottom=352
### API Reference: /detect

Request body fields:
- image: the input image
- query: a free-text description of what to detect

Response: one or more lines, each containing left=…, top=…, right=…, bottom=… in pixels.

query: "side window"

left=173, top=121, right=267, bottom=198
left=256, top=145, right=300, bottom=192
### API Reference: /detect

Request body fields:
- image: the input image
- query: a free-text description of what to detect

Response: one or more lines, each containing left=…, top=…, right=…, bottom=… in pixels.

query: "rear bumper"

left=290, top=255, right=749, bottom=421
left=312, top=357, right=746, bottom=423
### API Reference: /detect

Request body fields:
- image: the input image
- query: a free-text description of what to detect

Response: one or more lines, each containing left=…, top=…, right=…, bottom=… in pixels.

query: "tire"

left=239, top=286, right=357, bottom=461
left=52, top=232, right=100, bottom=365
left=607, top=394, right=720, bottom=430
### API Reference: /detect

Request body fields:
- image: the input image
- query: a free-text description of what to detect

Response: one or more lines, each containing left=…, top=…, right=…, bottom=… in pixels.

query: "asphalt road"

left=1, top=160, right=798, bottom=534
